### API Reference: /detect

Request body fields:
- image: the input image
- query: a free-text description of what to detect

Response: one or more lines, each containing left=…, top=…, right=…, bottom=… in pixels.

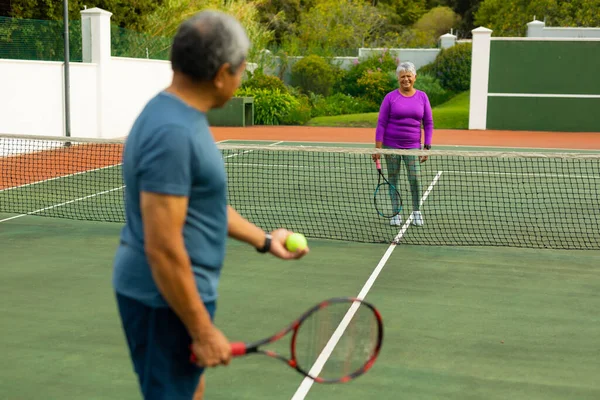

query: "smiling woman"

left=372, top=61, right=434, bottom=228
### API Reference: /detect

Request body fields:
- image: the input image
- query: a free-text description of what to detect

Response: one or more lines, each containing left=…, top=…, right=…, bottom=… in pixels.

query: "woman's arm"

left=422, top=93, right=434, bottom=147
left=421, top=92, right=434, bottom=162
left=374, top=95, right=391, bottom=160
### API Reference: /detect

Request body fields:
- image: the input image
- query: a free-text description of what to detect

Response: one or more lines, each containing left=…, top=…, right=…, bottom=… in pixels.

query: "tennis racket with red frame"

left=190, top=297, right=383, bottom=384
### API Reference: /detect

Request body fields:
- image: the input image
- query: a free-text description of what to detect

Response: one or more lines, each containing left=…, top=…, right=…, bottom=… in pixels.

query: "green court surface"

left=1, top=140, right=600, bottom=399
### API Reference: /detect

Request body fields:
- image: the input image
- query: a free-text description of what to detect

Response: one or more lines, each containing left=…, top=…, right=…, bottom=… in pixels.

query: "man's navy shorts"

left=116, top=293, right=216, bottom=400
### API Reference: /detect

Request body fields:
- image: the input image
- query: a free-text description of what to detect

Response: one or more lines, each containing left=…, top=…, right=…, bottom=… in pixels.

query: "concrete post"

left=468, top=27, right=493, bottom=130
left=81, top=7, right=113, bottom=138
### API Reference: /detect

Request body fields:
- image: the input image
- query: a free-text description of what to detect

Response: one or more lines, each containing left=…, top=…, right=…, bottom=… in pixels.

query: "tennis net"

left=1, top=134, right=599, bottom=250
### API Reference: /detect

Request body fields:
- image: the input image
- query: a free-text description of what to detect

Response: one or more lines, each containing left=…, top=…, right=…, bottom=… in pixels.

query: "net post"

left=63, top=0, right=72, bottom=147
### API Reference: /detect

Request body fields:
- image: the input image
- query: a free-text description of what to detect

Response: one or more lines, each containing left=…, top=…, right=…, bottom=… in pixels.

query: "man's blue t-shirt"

left=112, top=91, right=228, bottom=308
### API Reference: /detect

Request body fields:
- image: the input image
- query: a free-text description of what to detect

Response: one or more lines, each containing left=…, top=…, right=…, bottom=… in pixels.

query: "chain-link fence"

left=111, top=25, right=171, bottom=60
left=0, top=16, right=82, bottom=61
left=0, top=17, right=174, bottom=62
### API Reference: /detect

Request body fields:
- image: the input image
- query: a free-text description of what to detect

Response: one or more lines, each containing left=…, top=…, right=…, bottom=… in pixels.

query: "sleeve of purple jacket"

left=375, top=94, right=391, bottom=143
left=422, top=92, right=434, bottom=146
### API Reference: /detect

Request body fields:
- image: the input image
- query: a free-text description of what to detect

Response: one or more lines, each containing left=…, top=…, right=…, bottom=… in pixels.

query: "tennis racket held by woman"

left=374, top=158, right=403, bottom=218
left=191, top=297, right=384, bottom=384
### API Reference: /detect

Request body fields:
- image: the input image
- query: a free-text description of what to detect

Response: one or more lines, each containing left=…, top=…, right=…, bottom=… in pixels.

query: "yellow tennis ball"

left=286, top=233, right=307, bottom=252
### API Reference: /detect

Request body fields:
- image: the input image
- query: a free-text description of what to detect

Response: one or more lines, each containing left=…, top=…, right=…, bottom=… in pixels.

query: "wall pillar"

left=527, top=19, right=546, bottom=38
left=468, top=26, right=493, bottom=130
left=439, top=33, right=457, bottom=49
left=81, top=7, right=112, bottom=138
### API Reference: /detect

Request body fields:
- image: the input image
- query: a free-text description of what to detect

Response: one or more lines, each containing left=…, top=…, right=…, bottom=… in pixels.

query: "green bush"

left=290, top=55, right=336, bottom=96
left=418, top=43, right=472, bottom=92
left=310, top=93, right=378, bottom=117
left=281, top=94, right=313, bottom=126
left=235, top=87, right=299, bottom=125
left=414, top=73, right=454, bottom=107
left=356, top=69, right=398, bottom=105
left=241, top=71, right=288, bottom=93
left=334, top=50, right=398, bottom=98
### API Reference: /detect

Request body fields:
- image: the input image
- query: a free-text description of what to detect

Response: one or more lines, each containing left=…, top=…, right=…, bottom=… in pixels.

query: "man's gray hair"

left=170, top=10, right=251, bottom=82
left=396, top=61, right=417, bottom=76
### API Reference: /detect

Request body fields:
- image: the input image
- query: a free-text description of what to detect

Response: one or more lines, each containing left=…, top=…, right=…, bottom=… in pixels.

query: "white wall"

left=70, top=63, right=99, bottom=138
left=104, top=57, right=172, bottom=138
left=358, top=48, right=441, bottom=70
left=527, top=20, right=600, bottom=38
left=0, top=57, right=172, bottom=139
left=541, top=28, right=600, bottom=38
left=0, top=7, right=261, bottom=140
left=0, top=60, right=98, bottom=138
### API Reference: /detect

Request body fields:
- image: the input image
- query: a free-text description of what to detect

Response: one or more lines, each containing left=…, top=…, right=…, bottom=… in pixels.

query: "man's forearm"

left=147, top=243, right=212, bottom=340
left=227, top=205, right=265, bottom=249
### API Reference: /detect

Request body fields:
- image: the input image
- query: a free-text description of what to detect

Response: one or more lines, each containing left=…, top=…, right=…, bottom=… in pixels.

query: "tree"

left=254, top=0, right=305, bottom=46
left=474, top=0, right=600, bottom=37
left=375, top=0, right=428, bottom=28
left=290, top=0, right=385, bottom=53
left=142, top=0, right=274, bottom=62
left=9, top=0, right=164, bottom=31
left=432, top=0, right=483, bottom=37
left=414, top=6, right=461, bottom=38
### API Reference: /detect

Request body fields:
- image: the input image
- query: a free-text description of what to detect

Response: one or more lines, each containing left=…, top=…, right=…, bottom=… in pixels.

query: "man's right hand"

left=191, top=326, right=232, bottom=367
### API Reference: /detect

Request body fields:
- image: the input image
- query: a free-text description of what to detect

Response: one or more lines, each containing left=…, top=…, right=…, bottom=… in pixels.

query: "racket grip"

left=375, top=159, right=381, bottom=169
left=189, top=342, right=247, bottom=364
left=231, top=342, right=247, bottom=357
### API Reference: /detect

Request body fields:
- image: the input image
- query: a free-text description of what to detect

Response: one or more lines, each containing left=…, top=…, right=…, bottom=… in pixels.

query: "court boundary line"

left=0, top=185, right=125, bottom=223
left=0, top=140, right=282, bottom=223
left=0, top=139, right=239, bottom=193
left=0, top=164, right=122, bottom=193
left=224, top=140, right=283, bottom=159
left=290, top=171, right=443, bottom=400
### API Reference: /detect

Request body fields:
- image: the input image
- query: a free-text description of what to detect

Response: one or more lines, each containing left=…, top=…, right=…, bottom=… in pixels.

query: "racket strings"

left=295, top=302, right=380, bottom=381
left=374, top=182, right=402, bottom=218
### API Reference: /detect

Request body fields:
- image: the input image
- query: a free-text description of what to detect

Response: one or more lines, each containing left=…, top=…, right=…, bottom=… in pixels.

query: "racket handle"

left=231, top=342, right=247, bottom=357
left=189, top=342, right=247, bottom=364
left=375, top=159, right=381, bottom=169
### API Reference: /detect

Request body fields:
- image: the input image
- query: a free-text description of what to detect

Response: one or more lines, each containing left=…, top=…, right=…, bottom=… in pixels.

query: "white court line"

left=223, top=162, right=600, bottom=180
left=488, top=93, right=600, bottom=98
left=444, top=170, right=600, bottom=179
left=290, top=171, right=443, bottom=400
left=223, top=139, right=372, bottom=145
left=224, top=140, right=283, bottom=159
left=0, top=138, right=235, bottom=193
left=0, top=186, right=125, bottom=223
left=0, top=139, right=281, bottom=223
left=0, top=164, right=121, bottom=193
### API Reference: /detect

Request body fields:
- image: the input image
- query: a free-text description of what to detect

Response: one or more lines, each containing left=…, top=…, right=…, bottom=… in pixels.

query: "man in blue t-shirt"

left=112, top=11, right=309, bottom=400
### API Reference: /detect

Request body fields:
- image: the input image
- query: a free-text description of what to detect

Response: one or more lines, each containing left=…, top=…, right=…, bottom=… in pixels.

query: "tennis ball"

left=286, top=233, right=307, bottom=252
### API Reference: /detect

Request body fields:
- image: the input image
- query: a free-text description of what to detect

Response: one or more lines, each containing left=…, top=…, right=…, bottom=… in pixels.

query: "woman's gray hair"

left=170, top=10, right=251, bottom=82
left=396, top=61, right=417, bottom=76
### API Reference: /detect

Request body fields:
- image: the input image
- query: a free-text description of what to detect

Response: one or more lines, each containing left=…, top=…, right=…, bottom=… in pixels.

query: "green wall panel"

left=207, top=97, right=254, bottom=127
left=487, top=96, right=600, bottom=132
left=488, top=41, right=600, bottom=95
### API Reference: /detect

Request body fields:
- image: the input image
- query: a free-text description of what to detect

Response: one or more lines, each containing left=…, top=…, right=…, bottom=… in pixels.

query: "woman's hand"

left=372, top=153, right=380, bottom=162
left=419, top=155, right=428, bottom=163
